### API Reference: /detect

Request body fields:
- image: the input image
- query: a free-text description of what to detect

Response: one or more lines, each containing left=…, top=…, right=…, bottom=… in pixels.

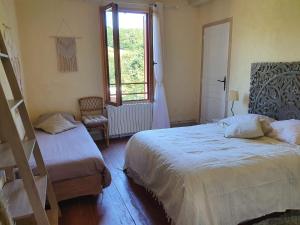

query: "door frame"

left=199, top=17, right=233, bottom=123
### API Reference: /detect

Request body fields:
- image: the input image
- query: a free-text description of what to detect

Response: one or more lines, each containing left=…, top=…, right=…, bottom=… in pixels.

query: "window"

left=100, top=3, right=153, bottom=106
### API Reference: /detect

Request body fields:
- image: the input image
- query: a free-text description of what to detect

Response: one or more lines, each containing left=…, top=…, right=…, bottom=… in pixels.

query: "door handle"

left=217, top=76, right=226, bottom=91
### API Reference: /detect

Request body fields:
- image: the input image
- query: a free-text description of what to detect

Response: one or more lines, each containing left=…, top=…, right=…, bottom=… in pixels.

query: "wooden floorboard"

left=59, top=138, right=170, bottom=225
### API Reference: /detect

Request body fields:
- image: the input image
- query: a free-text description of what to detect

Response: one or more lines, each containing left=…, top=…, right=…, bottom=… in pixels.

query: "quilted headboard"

left=248, top=62, right=300, bottom=120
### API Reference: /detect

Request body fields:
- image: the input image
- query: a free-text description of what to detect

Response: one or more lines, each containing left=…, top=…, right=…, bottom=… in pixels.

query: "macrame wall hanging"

left=51, top=19, right=81, bottom=73
left=56, top=37, right=78, bottom=72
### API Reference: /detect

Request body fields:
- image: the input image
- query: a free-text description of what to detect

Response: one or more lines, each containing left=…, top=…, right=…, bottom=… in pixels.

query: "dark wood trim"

left=100, top=5, right=154, bottom=105
left=100, top=3, right=122, bottom=106
left=111, top=92, right=148, bottom=94
left=114, top=82, right=148, bottom=85
left=171, top=120, right=198, bottom=128
left=112, top=3, right=122, bottom=106
left=122, top=92, right=148, bottom=95
left=99, top=6, right=109, bottom=105
left=147, top=7, right=154, bottom=102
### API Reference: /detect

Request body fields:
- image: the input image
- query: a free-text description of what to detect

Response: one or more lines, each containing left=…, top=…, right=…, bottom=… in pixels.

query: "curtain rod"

left=108, top=1, right=179, bottom=9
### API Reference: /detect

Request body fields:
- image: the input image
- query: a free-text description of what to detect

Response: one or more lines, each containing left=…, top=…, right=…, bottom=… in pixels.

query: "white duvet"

left=124, top=123, right=300, bottom=225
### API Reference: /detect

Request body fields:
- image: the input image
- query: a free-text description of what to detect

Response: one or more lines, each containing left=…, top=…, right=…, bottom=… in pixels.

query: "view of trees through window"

left=106, top=12, right=148, bottom=101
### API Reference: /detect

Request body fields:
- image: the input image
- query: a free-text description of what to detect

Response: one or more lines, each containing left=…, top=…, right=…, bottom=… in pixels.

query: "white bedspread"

left=124, top=123, right=300, bottom=225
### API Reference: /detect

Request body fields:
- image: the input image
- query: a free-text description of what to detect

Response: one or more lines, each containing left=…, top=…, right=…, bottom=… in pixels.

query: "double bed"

left=32, top=123, right=111, bottom=201
left=124, top=62, right=300, bottom=225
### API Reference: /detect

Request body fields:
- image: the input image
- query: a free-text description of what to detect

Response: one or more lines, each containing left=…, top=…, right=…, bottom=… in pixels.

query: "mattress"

left=124, top=123, right=300, bottom=225
left=32, top=123, right=111, bottom=187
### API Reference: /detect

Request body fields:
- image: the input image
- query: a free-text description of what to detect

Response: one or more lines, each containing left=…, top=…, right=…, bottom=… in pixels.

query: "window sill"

left=123, top=100, right=153, bottom=104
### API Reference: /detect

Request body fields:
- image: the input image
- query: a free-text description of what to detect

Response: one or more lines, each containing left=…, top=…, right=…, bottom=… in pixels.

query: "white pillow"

left=267, top=119, right=300, bottom=145
left=219, top=114, right=275, bottom=134
left=34, top=112, right=76, bottom=127
left=35, top=114, right=77, bottom=134
left=224, top=118, right=264, bottom=139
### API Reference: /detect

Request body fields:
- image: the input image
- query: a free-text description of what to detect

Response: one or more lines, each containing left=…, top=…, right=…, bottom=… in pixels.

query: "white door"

left=200, top=21, right=231, bottom=123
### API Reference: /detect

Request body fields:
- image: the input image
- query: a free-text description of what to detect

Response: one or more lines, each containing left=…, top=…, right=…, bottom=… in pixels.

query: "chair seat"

left=82, top=115, right=108, bottom=127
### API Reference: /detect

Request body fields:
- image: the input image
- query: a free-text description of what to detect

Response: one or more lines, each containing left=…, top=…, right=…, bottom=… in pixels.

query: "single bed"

left=124, top=62, right=300, bottom=225
left=32, top=122, right=111, bottom=201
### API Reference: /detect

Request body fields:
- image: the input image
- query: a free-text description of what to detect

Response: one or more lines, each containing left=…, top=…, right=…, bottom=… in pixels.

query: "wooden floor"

left=59, top=138, right=171, bottom=225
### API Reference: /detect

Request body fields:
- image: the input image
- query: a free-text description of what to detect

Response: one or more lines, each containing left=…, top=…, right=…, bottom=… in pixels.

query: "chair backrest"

left=79, top=96, right=104, bottom=117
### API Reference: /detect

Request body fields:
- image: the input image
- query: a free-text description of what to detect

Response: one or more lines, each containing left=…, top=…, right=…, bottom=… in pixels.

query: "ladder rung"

left=2, top=175, right=48, bottom=220
left=17, top=209, right=59, bottom=225
left=0, top=52, right=8, bottom=58
left=8, top=99, right=24, bottom=111
left=0, top=31, right=59, bottom=225
left=0, top=138, right=36, bottom=170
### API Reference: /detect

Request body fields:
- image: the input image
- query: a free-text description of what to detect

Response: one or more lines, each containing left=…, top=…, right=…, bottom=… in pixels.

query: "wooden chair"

left=79, top=97, right=109, bottom=146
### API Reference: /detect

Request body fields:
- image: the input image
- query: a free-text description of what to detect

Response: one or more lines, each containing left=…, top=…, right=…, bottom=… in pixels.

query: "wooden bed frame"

left=53, top=174, right=103, bottom=201
left=32, top=120, right=111, bottom=202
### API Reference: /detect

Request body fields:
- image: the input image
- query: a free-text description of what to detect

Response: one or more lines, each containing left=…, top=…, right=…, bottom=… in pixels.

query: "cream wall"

left=198, top=0, right=300, bottom=116
left=15, top=0, right=104, bottom=121
left=7, top=0, right=300, bottom=126
left=0, top=0, right=24, bottom=137
left=15, top=0, right=201, bottom=124
left=163, top=0, right=201, bottom=124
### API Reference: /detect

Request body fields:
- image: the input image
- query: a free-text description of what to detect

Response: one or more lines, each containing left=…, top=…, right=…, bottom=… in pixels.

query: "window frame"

left=100, top=4, right=154, bottom=106
left=100, top=3, right=122, bottom=106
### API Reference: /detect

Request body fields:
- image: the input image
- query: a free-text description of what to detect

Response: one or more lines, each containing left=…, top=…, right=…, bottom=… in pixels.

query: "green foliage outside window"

left=107, top=26, right=147, bottom=101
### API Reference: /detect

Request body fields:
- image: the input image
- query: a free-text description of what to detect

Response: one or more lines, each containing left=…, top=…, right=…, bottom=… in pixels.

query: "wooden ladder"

left=0, top=31, right=59, bottom=225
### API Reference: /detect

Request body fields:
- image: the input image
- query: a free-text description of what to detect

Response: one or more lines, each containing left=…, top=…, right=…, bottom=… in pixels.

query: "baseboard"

left=171, top=120, right=198, bottom=128
left=109, top=133, right=133, bottom=139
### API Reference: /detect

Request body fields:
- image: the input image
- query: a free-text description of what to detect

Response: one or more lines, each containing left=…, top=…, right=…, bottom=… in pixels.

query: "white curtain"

left=152, top=2, right=170, bottom=129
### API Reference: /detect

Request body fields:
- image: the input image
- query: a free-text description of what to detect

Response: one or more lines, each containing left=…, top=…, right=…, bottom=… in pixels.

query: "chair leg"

left=104, top=124, right=109, bottom=147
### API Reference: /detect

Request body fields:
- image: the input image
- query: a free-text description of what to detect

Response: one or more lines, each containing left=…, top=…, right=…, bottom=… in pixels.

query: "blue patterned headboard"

left=248, top=62, right=300, bottom=120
